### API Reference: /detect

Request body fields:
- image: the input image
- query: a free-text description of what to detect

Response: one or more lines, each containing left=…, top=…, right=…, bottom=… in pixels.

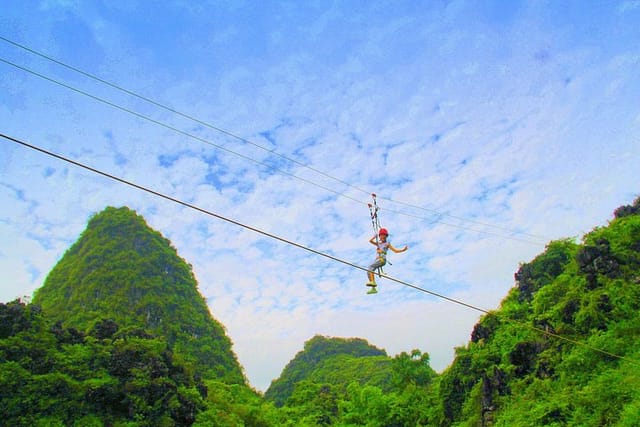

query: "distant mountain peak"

left=33, top=206, right=245, bottom=384
left=265, top=334, right=388, bottom=406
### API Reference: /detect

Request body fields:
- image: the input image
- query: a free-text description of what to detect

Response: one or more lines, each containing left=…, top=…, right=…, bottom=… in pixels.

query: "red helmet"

left=379, top=228, right=389, bottom=236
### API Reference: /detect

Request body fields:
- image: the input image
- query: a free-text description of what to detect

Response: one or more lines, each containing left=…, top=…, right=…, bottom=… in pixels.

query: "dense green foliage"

left=32, top=207, right=244, bottom=385
left=437, top=196, right=640, bottom=426
left=3, top=197, right=639, bottom=425
left=0, top=300, right=206, bottom=426
left=260, top=335, right=438, bottom=425
left=264, top=335, right=389, bottom=406
left=274, top=348, right=438, bottom=426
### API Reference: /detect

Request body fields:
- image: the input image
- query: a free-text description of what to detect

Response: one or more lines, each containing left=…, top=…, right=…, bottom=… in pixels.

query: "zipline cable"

left=0, top=55, right=546, bottom=246
left=2, top=131, right=638, bottom=368
left=0, top=57, right=363, bottom=205
left=0, top=35, right=549, bottom=244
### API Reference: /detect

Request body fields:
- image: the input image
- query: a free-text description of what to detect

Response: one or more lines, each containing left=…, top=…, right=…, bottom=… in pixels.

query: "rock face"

left=33, top=206, right=245, bottom=384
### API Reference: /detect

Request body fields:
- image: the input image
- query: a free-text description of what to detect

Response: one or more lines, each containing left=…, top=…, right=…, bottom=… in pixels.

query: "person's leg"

left=367, top=259, right=384, bottom=285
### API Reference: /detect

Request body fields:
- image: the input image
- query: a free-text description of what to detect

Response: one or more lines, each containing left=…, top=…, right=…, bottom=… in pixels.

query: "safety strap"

left=368, top=193, right=390, bottom=276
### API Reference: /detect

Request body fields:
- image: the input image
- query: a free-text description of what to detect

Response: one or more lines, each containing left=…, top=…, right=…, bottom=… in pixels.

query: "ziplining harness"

left=367, top=193, right=391, bottom=277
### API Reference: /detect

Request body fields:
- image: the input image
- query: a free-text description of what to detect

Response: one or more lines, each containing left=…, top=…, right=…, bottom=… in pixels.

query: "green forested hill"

left=265, top=335, right=437, bottom=425
left=32, top=206, right=245, bottom=385
left=438, top=197, right=640, bottom=426
left=264, top=335, right=390, bottom=406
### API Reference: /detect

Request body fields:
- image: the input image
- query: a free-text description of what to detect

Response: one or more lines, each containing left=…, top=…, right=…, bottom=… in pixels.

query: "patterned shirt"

left=376, top=241, right=390, bottom=259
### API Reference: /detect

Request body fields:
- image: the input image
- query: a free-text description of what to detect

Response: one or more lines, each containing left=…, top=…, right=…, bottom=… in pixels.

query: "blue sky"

left=1, top=0, right=639, bottom=392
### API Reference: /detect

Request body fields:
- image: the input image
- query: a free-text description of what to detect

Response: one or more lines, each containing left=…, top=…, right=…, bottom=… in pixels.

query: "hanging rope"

left=368, top=193, right=388, bottom=276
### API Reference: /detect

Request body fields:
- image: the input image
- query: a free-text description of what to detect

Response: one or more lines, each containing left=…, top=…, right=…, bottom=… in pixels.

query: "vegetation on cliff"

left=32, top=207, right=245, bottom=385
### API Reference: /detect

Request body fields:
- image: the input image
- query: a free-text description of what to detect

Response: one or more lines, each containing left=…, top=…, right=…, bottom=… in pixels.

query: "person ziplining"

left=366, top=194, right=408, bottom=294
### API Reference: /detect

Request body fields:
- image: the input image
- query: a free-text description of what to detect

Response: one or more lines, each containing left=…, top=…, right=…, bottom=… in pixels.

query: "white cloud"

left=619, top=0, right=640, bottom=13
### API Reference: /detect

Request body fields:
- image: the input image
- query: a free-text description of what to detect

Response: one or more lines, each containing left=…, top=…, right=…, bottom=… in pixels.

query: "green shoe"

left=367, top=287, right=378, bottom=295
left=366, top=281, right=377, bottom=287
